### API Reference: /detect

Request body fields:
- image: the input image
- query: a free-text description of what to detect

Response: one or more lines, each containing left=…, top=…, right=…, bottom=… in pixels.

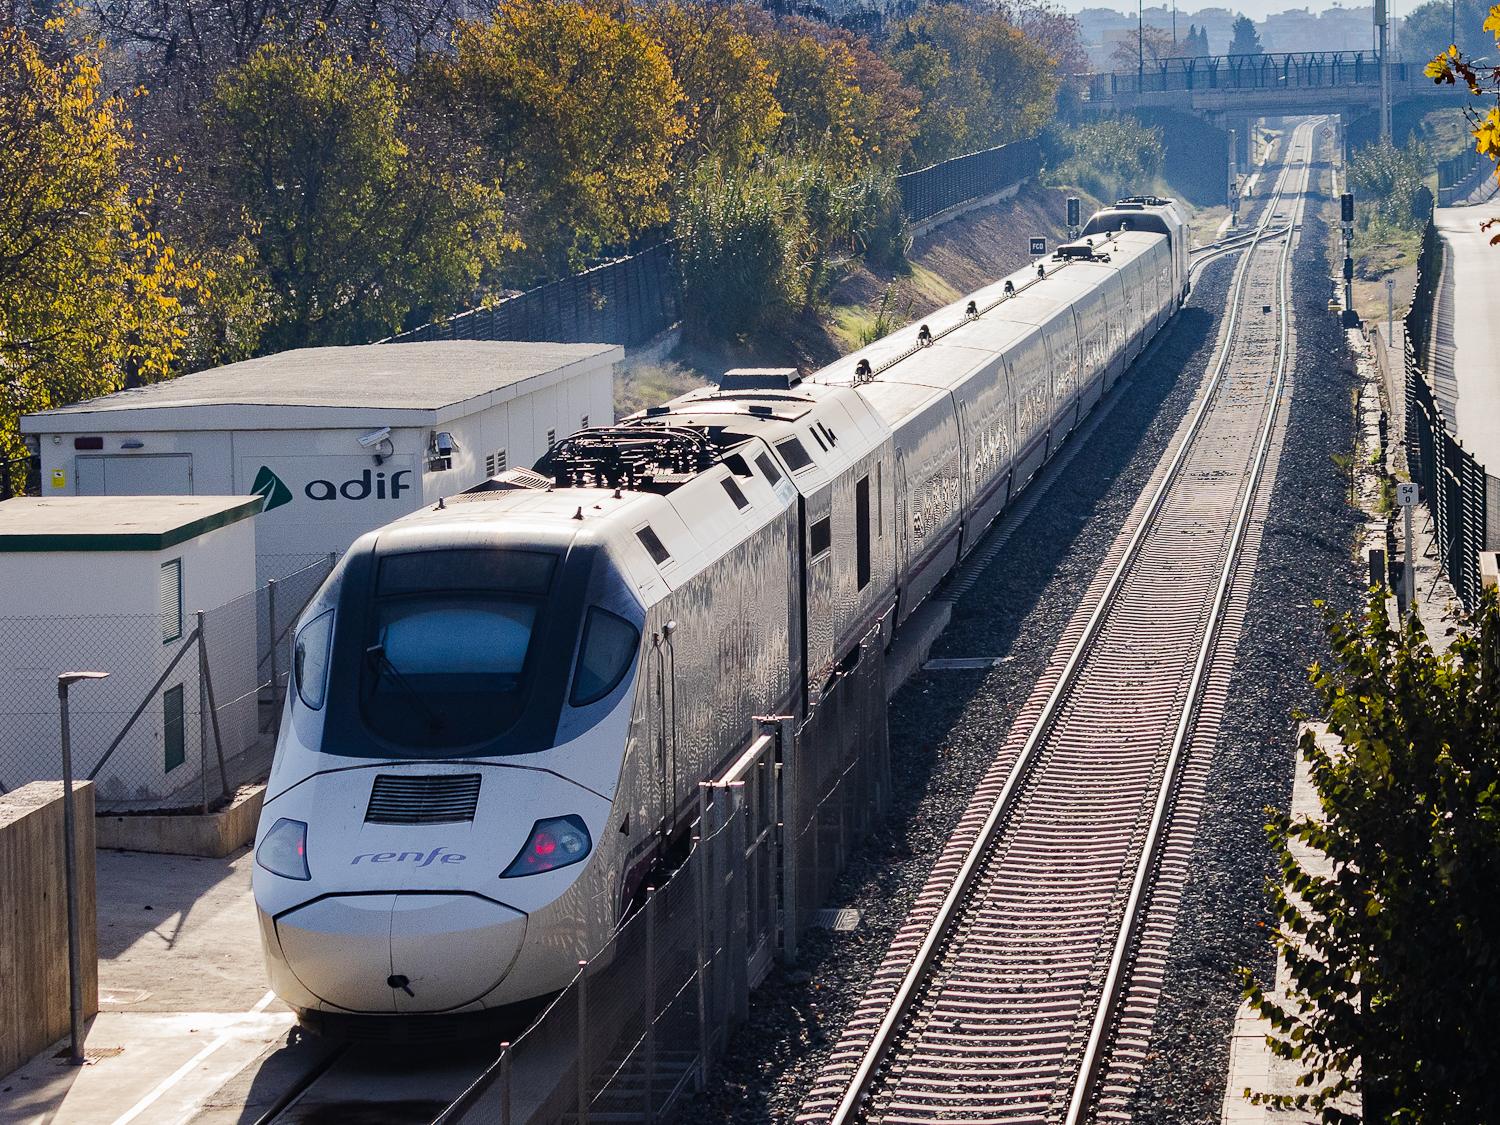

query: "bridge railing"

left=1088, top=50, right=1404, bottom=98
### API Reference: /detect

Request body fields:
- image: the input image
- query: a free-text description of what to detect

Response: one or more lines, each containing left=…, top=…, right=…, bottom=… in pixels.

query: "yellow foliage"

left=0, top=21, right=201, bottom=467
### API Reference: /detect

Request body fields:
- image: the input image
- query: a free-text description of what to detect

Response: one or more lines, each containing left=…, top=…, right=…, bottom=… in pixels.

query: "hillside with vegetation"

left=0, top=0, right=1094, bottom=468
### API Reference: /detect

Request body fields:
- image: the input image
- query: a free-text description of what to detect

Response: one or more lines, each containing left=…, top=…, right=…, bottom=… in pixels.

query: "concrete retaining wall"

left=96, top=783, right=263, bottom=858
left=0, top=781, right=97, bottom=1077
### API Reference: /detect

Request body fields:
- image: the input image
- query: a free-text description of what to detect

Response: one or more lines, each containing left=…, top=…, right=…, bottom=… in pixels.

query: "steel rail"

left=823, top=119, right=1320, bottom=1125
left=1062, top=117, right=1320, bottom=1125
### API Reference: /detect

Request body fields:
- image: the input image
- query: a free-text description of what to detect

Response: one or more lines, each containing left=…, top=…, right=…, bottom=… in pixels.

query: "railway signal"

left=1398, top=482, right=1418, bottom=614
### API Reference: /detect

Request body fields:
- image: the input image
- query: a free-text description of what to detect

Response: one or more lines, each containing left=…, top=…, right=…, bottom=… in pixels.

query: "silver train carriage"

left=251, top=198, right=1189, bottom=1028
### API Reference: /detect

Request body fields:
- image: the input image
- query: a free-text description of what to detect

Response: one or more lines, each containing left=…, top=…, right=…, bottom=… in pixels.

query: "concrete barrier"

left=96, top=783, right=264, bottom=858
left=0, top=781, right=97, bottom=1077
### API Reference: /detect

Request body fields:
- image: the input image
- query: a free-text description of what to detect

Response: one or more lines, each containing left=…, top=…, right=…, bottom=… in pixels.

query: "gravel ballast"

left=674, top=249, right=1249, bottom=1122
left=1127, top=188, right=1363, bottom=1121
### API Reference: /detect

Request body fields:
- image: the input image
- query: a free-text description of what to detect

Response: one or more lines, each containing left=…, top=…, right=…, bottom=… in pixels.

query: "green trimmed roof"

left=0, top=496, right=259, bottom=552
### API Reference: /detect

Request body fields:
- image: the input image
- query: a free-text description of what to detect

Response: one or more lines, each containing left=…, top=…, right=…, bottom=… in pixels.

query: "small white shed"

left=0, top=496, right=259, bottom=807
left=21, top=341, right=620, bottom=582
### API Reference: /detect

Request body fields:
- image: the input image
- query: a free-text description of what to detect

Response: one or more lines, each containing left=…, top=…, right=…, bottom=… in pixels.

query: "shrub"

left=1049, top=117, right=1165, bottom=202
left=678, top=164, right=805, bottom=341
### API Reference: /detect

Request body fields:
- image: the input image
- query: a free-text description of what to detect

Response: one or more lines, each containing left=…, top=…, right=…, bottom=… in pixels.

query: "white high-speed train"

left=252, top=198, right=1189, bottom=1033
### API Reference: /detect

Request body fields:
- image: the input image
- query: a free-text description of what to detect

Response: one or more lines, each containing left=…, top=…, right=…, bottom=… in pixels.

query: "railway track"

left=796, top=118, right=1325, bottom=1125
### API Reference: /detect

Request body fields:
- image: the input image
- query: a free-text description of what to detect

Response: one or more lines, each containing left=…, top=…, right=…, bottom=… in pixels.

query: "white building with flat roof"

left=0, top=496, right=259, bottom=806
left=21, top=341, right=620, bottom=581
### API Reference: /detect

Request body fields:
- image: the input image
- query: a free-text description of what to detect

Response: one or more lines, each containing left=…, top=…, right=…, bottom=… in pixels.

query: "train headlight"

left=256, top=818, right=311, bottom=881
left=500, top=815, right=592, bottom=878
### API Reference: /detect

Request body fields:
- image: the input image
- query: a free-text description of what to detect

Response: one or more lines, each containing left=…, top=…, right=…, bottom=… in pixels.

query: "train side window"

left=776, top=436, right=813, bottom=472
left=294, top=609, right=334, bottom=710
left=755, top=452, right=783, bottom=486
left=636, top=526, right=671, bottom=565
left=855, top=476, right=871, bottom=589
left=810, top=516, right=832, bottom=560
left=571, top=608, right=640, bottom=706
left=721, top=477, right=749, bottom=510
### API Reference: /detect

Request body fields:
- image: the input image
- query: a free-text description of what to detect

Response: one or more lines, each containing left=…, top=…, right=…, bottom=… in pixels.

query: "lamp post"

left=1139, top=0, right=1145, bottom=87
left=57, top=670, right=108, bottom=1067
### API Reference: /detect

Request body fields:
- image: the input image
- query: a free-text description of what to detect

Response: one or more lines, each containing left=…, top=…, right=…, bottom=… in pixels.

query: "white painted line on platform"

left=106, top=992, right=277, bottom=1125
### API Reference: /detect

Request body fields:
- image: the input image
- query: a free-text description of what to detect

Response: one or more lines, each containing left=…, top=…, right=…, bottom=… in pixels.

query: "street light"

left=1138, top=0, right=1145, bottom=86
left=57, top=670, right=108, bottom=1067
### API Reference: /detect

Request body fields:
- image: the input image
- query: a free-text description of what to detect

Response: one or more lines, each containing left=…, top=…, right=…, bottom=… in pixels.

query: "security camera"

left=358, top=427, right=392, bottom=449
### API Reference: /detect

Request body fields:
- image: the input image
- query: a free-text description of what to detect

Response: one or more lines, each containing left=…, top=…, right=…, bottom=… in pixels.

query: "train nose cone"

left=275, top=893, right=527, bottom=1013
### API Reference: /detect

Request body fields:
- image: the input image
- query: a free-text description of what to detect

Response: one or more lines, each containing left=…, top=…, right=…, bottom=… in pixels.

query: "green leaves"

left=1243, top=591, right=1500, bottom=1122
left=208, top=43, right=508, bottom=352
left=0, top=22, right=202, bottom=468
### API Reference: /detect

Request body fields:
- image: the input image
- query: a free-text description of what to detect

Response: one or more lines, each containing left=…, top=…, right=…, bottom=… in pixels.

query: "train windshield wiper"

left=364, top=643, right=444, bottom=733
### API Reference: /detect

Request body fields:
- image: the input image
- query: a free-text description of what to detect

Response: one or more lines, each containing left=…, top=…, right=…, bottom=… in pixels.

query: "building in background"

left=21, top=342, right=620, bottom=582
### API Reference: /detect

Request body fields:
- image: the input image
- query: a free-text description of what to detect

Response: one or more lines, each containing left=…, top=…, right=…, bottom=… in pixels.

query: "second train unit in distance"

left=251, top=197, right=1190, bottom=1029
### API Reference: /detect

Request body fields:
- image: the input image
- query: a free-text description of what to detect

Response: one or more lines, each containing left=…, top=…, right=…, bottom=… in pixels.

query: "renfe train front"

left=252, top=197, right=1189, bottom=1032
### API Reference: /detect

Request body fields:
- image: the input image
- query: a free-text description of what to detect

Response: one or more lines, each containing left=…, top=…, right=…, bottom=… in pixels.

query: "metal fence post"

left=729, top=782, right=750, bottom=1024
left=576, top=959, right=590, bottom=1125
left=499, top=1042, right=512, bottom=1125
left=695, top=784, right=712, bottom=1088
left=777, top=716, right=799, bottom=964
left=644, top=886, right=657, bottom=1124
left=266, top=578, right=278, bottom=709
left=197, top=653, right=210, bottom=816
left=195, top=610, right=230, bottom=800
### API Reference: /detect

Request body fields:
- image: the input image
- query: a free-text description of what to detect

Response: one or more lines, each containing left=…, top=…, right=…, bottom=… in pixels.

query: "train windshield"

left=359, top=549, right=554, bottom=749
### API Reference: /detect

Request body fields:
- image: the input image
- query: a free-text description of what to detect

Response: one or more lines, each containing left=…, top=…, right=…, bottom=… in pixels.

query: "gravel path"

left=673, top=251, right=1247, bottom=1123
left=1127, top=193, right=1363, bottom=1122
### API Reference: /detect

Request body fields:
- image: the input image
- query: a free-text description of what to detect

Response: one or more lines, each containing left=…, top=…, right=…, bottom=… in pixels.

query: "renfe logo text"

left=351, top=846, right=465, bottom=866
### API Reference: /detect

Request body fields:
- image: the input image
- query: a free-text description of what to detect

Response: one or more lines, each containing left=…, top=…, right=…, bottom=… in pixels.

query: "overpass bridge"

left=1087, top=51, right=1458, bottom=159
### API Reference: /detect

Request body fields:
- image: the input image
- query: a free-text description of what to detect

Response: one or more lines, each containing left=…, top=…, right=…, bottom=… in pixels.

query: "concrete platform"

left=0, top=848, right=310, bottom=1125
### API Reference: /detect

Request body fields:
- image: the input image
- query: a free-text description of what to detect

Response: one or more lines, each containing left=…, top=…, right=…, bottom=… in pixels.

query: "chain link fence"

left=0, top=556, right=333, bottom=811
left=896, top=140, right=1040, bottom=227
left=386, top=242, right=682, bottom=350
left=437, top=627, right=889, bottom=1125
left=1405, top=219, right=1498, bottom=608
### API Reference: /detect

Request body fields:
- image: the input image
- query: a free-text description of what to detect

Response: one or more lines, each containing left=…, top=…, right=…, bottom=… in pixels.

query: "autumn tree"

left=206, top=43, right=508, bottom=351
left=1109, top=25, right=1177, bottom=71
left=886, top=4, right=1059, bottom=166
left=1242, top=593, right=1500, bottom=1122
left=0, top=20, right=200, bottom=469
left=88, top=0, right=462, bottom=88
left=414, top=0, right=683, bottom=282
left=1426, top=5, right=1500, bottom=218
left=613, top=0, right=781, bottom=172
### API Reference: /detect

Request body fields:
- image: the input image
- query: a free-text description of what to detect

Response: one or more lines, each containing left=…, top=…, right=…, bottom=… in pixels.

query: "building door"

left=75, top=454, right=193, bottom=495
